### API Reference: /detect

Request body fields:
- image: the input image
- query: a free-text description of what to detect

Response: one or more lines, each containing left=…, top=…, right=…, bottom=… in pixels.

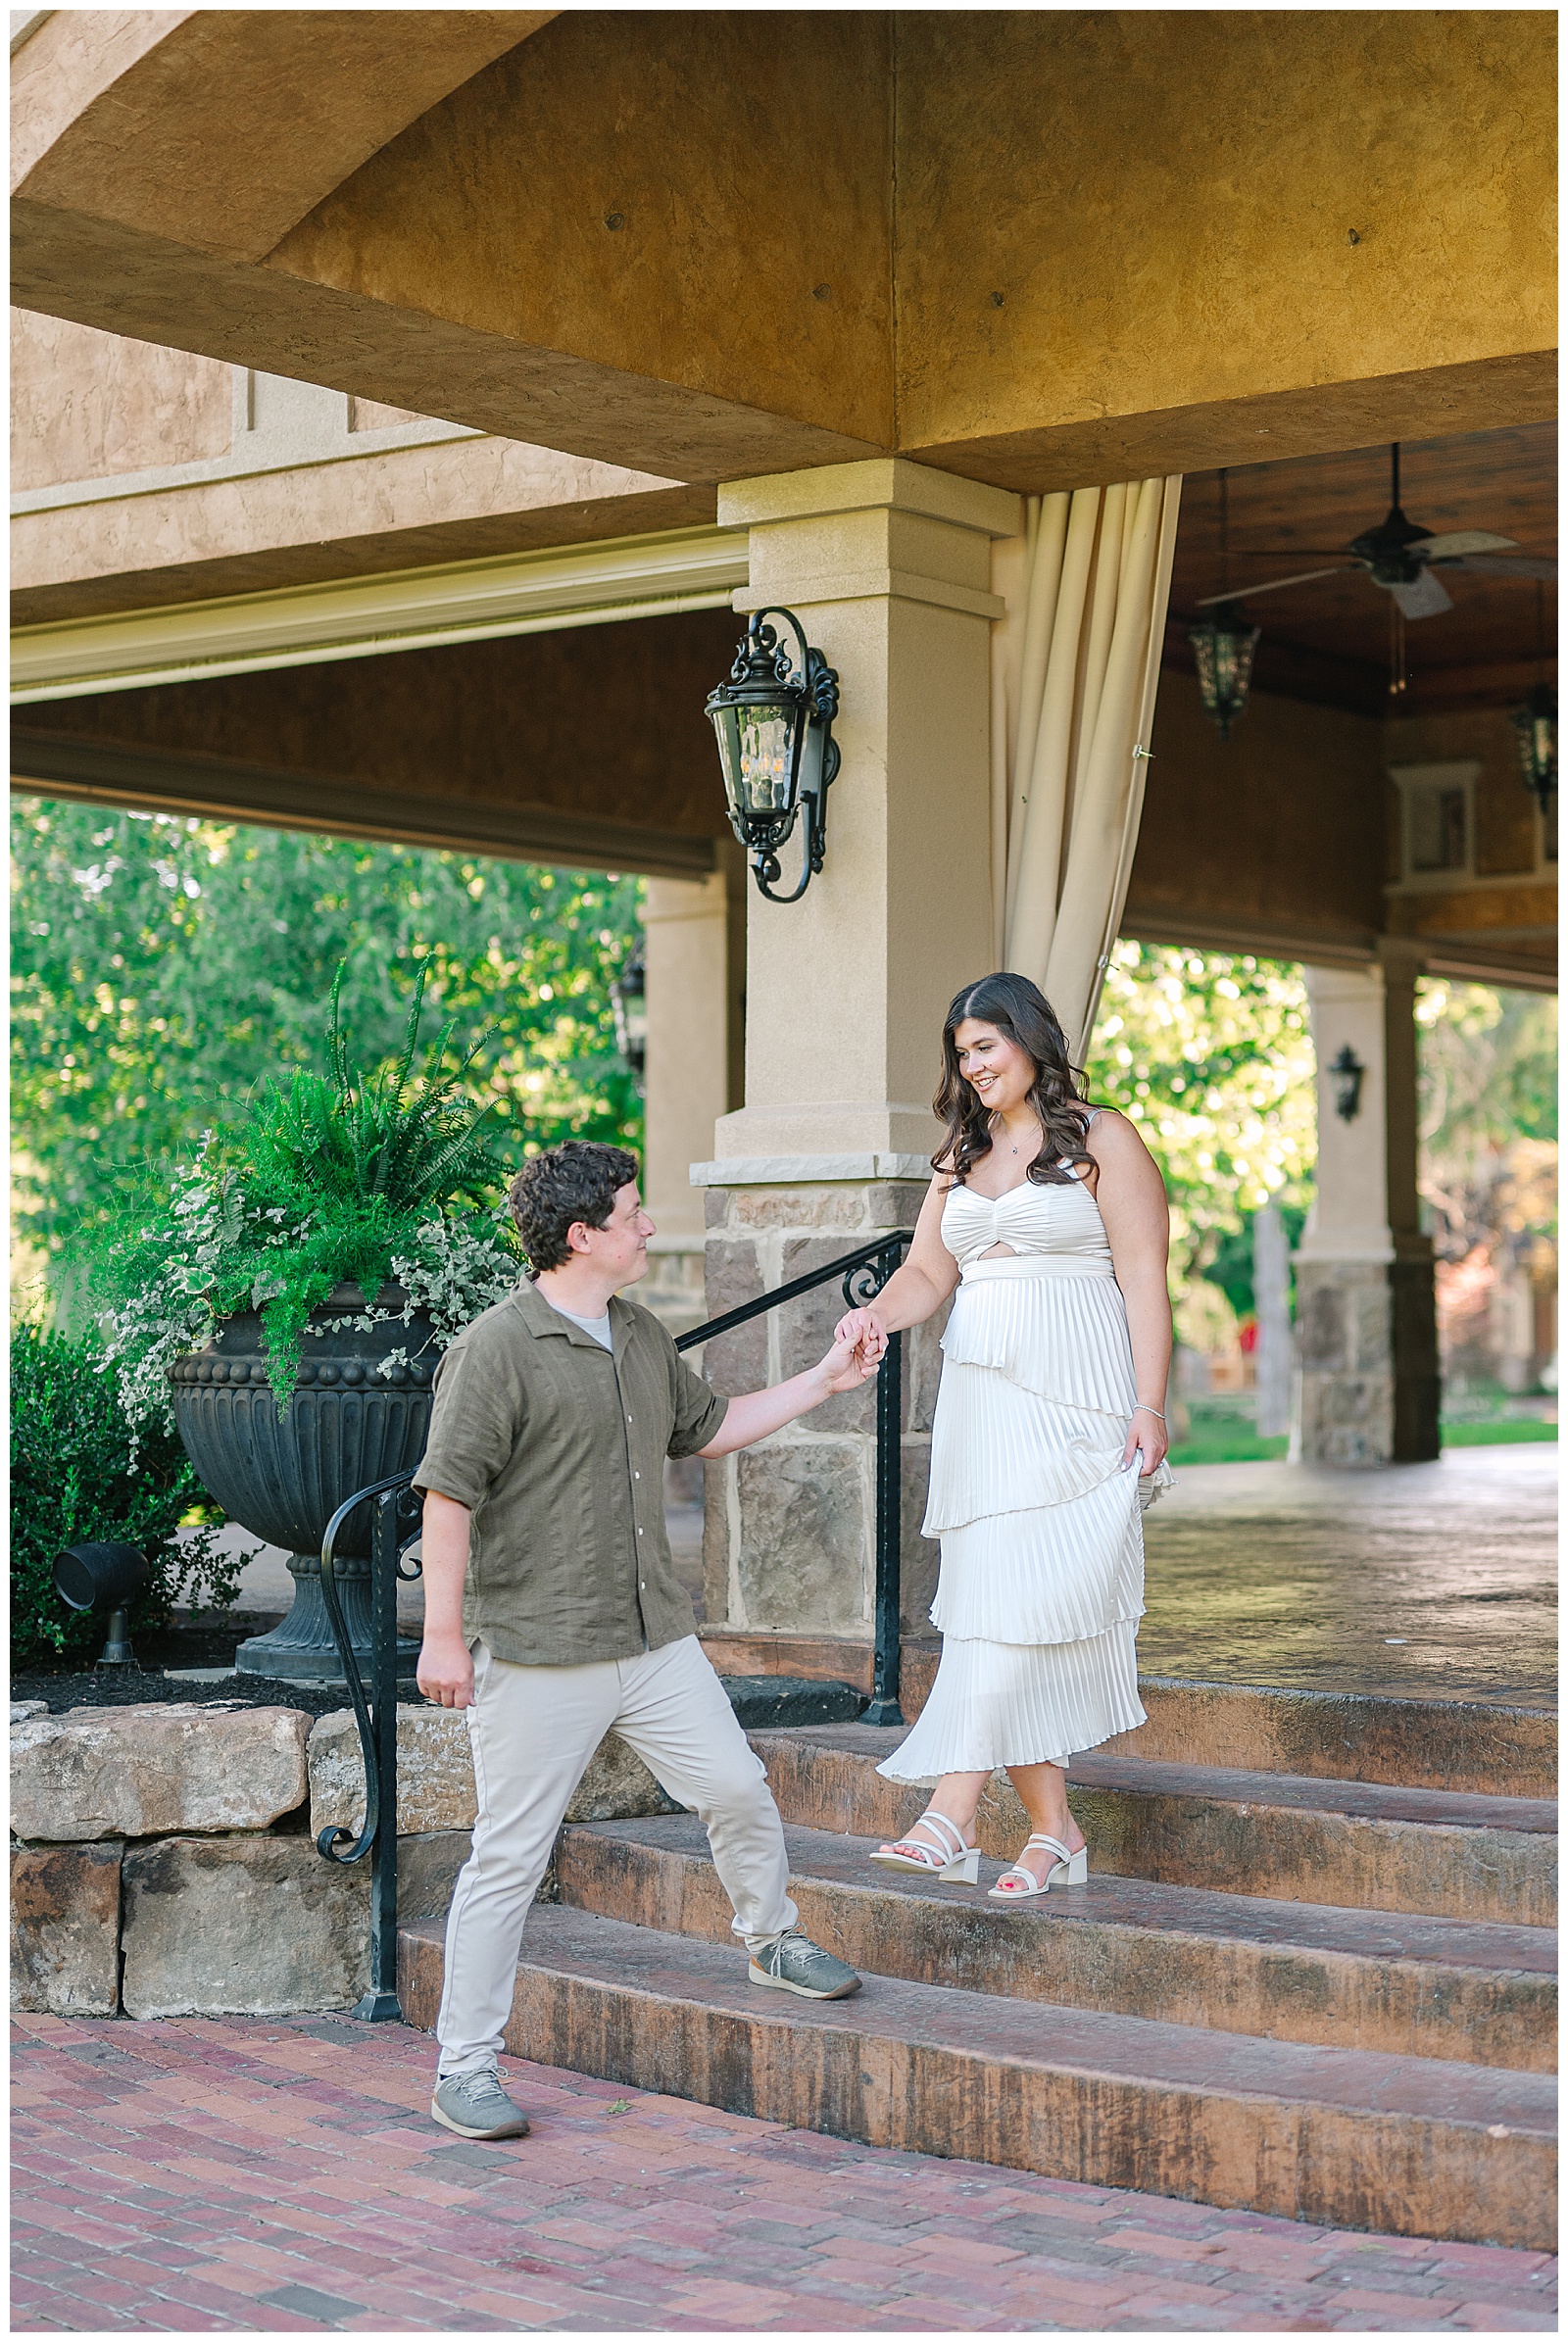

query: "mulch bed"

left=13, top=1609, right=428, bottom=1719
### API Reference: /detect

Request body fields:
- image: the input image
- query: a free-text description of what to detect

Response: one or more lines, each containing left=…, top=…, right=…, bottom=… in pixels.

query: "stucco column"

left=1294, top=951, right=1439, bottom=1464
left=694, top=459, right=1018, bottom=1652
left=638, top=842, right=745, bottom=1336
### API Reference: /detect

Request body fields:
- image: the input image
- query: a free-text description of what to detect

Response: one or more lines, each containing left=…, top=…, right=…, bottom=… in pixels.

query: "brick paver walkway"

left=12, top=2013, right=1557, bottom=2333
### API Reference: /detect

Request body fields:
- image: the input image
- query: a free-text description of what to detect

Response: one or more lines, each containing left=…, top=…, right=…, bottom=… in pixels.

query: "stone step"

left=699, top=1632, right=1557, bottom=1797
left=750, top=1727, right=1558, bottom=1927
left=1110, top=1679, right=1557, bottom=1803
left=555, top=1814, right=1557, bottom=2074
left=397, top=1907, right=1556, bottom=2249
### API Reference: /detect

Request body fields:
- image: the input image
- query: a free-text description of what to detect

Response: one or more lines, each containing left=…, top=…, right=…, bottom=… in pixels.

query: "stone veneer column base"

left=697, top=1176, right=949, bottom=1644
left=1296, top=1251, right=1440, bottom=1466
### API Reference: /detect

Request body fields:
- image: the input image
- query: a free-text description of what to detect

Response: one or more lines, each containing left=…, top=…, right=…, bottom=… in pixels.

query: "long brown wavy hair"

left=933, top=972, right=1094, bottom=1187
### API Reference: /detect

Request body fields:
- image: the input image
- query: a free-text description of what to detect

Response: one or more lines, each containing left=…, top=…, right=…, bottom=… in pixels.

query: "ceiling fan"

left=1198, top=443, right=1558, bottom=622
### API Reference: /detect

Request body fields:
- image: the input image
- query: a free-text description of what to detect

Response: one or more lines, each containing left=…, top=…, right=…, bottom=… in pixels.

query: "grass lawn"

left=1440, top=1419, right=1558, bottom=1445
left=1168, top=1401, right=1556, bottom=1465
left=1169, top=1430, right=1289, bottom=1466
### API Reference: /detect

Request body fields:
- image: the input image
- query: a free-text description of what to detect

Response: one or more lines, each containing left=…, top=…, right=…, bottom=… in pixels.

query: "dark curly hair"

left=508, top=1140, right=641, bottom=1273
left=934, top=971, right=1094, bottom=1188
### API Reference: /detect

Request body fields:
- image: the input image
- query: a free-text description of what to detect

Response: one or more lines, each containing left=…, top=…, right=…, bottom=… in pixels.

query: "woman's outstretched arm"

left=835, top=1171, right=959, bottom=1350
left=1088, top=1111, right=1174, bottom=1474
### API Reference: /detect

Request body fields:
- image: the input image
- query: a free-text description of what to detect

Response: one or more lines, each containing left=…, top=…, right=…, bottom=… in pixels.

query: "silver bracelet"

left=1133, top=1402, right=1165, bottom=1422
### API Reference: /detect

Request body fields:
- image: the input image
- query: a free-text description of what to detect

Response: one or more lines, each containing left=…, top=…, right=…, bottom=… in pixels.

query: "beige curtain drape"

left=990, top=475, right=1182, bottom=1060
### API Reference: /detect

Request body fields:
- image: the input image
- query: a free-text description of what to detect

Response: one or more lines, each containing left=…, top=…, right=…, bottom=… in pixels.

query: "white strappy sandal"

left=868, top=1809, right=981, bottom=1884
left=986, top=1832, right=1089, bottom=1901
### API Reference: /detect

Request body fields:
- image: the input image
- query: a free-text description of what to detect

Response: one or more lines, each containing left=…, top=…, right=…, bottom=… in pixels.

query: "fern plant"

left=90, top=961, right=522, bottom=1430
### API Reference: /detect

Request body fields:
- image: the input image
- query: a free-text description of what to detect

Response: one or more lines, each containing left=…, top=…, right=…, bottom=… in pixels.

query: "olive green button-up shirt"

left=412, top=1278, right=728, bottom=1667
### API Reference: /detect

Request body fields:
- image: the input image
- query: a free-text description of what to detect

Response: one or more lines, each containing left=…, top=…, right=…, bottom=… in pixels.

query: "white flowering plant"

left=89, top=964, right=523, bottom=1434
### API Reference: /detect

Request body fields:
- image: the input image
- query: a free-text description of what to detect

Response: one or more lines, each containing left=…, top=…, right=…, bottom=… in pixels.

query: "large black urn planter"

left=171, top=1283, right=435, bottom=1683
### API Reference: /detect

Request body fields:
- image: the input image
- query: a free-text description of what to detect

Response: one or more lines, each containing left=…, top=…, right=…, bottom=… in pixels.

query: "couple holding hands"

left=414, top=970, right=1171, bottom=2142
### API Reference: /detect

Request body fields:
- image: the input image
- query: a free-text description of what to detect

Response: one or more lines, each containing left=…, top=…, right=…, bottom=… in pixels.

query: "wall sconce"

left=706, top=608, right=840, bottom=903
left=1512, top=583, right=1558, bottom=819
left=1329, top=1044, right=1365, bottom=1123
left=612, top=942, right=647, bottom=1087
left=1510, top=683, right=1557, bottom=815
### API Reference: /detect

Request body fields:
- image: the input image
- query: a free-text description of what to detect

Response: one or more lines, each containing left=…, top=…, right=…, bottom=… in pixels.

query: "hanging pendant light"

left=1191, top=602, right=1262, bottom=741
left=1510, top=583, right=1557, bottom=815
left=1190, top=471, right=1261, bottom=741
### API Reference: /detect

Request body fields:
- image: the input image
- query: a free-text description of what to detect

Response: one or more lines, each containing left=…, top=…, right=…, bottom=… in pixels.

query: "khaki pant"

left=436, top=1634, right=798, bottom=2077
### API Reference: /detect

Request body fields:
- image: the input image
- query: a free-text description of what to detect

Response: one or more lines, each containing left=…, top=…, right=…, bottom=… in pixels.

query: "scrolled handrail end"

left=317, top=1821, right=372, bottom=1865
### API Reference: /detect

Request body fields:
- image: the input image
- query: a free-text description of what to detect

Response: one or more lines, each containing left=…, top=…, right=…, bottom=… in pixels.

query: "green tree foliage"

left=11, top=1323, right=239, bottom=1668
left=1084, top=942, right=1317, bottom=1339
left=1416, top=979, right=1557, bottom=1267
left=11, top=800, right=643, bottom=1260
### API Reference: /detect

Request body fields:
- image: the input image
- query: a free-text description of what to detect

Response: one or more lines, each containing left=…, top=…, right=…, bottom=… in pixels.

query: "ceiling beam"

left=11, top=526, right=749, bottom=702
left=9, top=730, right=718, bottom=882
left=11, top=13, right=1554, bottom=494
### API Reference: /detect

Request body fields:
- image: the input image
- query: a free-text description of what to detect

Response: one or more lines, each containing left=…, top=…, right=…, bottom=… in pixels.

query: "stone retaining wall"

left=11, top=1699, right=675, bottom=2020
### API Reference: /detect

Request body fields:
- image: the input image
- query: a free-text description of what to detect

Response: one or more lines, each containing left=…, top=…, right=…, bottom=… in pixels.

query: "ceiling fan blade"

left=1196, top=564, right=1356, bottom=608
left=1411, top=529, right=1520, bottom=559
left=1440, top=554, right=1557, bottom=580
left=1387, top=569, right=1453, bottom=620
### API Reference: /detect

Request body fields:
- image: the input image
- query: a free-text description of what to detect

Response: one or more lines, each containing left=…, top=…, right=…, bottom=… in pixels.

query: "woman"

left=836, top=971, right=1172, bottom=1899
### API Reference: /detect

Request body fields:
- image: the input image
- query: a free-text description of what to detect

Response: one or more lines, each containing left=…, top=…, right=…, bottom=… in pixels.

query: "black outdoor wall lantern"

left=1329, top=1044, right=1366, bottom=1123
left=1511, top=582, right=1558, bottom=820
left=1510, top=683, right=1557, bottom=815
left=706, top=608, right=841, bottom=903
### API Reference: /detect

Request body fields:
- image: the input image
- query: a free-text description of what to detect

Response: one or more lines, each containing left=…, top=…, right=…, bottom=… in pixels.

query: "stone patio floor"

left=12, top=2011, right=1558, bottom=2334
left=1140, top=1443, right=1557, bottom=1707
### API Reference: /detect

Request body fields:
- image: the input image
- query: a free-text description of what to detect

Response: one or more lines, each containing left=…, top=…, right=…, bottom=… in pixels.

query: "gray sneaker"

left=749, top=1927, right=861, bottom=2001
left=431, top=2064, right=531, bottom=2140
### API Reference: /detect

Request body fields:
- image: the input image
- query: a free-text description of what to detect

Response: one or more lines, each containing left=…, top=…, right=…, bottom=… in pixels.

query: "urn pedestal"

left=171, top=1285, right=435, bottom=1683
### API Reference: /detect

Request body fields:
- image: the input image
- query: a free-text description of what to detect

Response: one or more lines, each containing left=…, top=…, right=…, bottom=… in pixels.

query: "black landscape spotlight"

left=53, top=1542, right=149, bottom=1668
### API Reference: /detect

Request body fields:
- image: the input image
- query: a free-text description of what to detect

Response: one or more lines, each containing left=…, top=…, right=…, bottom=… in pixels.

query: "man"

left=415, top=1138, right=876, bottom=2143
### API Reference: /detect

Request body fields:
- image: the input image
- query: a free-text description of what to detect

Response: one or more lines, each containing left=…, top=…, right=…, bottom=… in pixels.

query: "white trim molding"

left=11, top=525, right=750, bottom=704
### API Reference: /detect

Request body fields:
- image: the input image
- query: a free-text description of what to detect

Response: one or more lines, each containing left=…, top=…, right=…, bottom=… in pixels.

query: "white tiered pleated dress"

left=878, top=1171, right=1161, bottom=1782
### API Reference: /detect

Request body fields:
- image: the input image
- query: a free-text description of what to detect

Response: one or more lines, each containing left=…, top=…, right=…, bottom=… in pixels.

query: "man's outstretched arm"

left=417, top=1489, right=475, bottom=1709
left=696, top=1331, right=875, bottom=1458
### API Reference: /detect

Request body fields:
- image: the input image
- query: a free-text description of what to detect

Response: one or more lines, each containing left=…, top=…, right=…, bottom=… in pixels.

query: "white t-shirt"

left=551, top=1302, right=613, bottom=1351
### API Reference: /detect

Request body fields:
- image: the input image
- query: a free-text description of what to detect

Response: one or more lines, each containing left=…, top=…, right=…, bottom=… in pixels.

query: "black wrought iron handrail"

left=318, top=1466, right=424, bottom=2021
left=316, top=1225, right=914, bottom=2022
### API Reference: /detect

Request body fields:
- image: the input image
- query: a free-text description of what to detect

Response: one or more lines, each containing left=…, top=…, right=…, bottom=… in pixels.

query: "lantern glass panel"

left=710, top=701, right=802, bottom=825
